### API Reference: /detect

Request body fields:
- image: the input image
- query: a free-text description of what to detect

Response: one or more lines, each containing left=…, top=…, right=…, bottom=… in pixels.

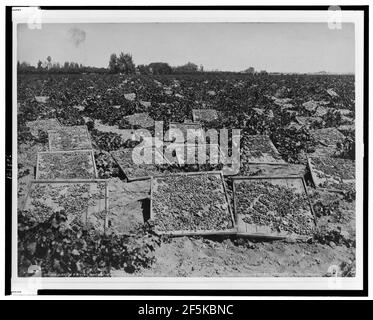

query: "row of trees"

left=108, top=51, right=203, bottom=75
left=242, top=67, right=268, bottom=75
left=17, top=58, right=107, bottom=74
left=137, top=62, right=202, bottom=75
left=18, top=56, right=85, bottom=71
left=18, top=52, right=253, bottom=75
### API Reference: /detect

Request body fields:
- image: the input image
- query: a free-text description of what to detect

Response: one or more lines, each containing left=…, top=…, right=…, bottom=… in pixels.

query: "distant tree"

left=17, top=61, right=35, bottom=73
left=52, top=62, right=61, bottom=69
left=117, top=52, right=126, bottom=73
left=20, top=61, right=30, bottom=68
left=125, top=53, right=136, bottom=74
left=117, top=52, right=135, bottom=74
left=148, top=62, right=172, bottom=75
left=37, top=60, right=43, bottom=69
left=69, top=62, right=78, bottom=69
left=108, top=53, right=118, bottom=73
left=199, top=64, right=204, bottom=72
left=64, top=61, right=70, bottom=69
left=244, top=67, right=255, bottom=74
left=186, top=62, right=198, bottom=72
left=137, top=64, right=150, bottom=75
left=173, top=62, right=199, bottom=74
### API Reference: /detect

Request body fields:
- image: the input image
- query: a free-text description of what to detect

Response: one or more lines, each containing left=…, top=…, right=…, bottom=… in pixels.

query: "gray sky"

left=17, top=23, right=355, bottom=73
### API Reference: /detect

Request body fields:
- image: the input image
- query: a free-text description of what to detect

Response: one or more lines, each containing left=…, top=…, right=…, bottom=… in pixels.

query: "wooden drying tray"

left=111, top=147, right=172, bottom=182
left=25, top=118, right=62, bottom=137
left=21, top=179, right=110, bottom=233
left=164, top=121, right=205, bottom=142
left=232, top=175, right=316, bottom=240
left=307, top=157, right=355, bottom=194
left=241, top=135, right=287, bottom=166
left=150, top=171, right=237, bottom=236
left=245, top=163, right=307, bottom=178
left=192, top=109, right=219, bottom=122
left=35, top=149, right=98, bottom=180
left=47, top=125, right=93, bottom=152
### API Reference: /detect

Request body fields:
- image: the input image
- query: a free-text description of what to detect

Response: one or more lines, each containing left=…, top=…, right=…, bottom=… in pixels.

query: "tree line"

left=18, top=52, right=205, bottom=75
left=108, top=52, right=203, bottom=75
left=17, top=56, right=107, bottom=74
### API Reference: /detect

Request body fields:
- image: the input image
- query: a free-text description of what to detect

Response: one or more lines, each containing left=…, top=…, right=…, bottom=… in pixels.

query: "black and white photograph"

left=7, top=6, right=367, bottom=295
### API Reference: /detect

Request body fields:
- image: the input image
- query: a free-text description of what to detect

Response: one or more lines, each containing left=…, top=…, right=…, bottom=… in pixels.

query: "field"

left=17, top=72, right=356, bottom=277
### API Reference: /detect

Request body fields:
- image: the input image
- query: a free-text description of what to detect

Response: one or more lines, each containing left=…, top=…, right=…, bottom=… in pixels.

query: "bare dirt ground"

left=137, top=237, right=355, bottom=277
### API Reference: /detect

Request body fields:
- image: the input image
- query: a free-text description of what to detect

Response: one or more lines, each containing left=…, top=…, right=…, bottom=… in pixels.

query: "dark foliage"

left=18, top=209, right=161, bottom=277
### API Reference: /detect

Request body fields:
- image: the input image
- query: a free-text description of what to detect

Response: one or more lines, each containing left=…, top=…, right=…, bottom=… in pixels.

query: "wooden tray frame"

left=111, top=147, right=172, bottom=182
left=295, top=116, right=322, bottom=126
left=150, top=171, right=237, bottom=236
left=36, top=149, right=98, bottom=180
left=34, top=95, right=50, bottom=103
left=26, top=118, right=62, bottom=136
left=241, top=135, right=287, bottom=166
left=21, top=179, right=109, bottom=234
left=232, top=175, right=317, bottom=239
left=192, top=109, right=219, bottom=122
left=47, top=125, right=93, bottom=151
left=123, top=112, right=155, bottom=128
left=307, top=157, right=355, bottom=194
left=309, top=127, right=345, bottom=148
left=165, top=121, right=206, bottom=143
left=337, top=124, right=355, bottom=134
left=243, top=163, right=307, bottom=178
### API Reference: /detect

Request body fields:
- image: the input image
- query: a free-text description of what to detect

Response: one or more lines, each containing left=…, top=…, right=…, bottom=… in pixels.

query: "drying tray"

left=150, top=171, right=237, bottom=236
left=232, top=175, right=316, bottom=240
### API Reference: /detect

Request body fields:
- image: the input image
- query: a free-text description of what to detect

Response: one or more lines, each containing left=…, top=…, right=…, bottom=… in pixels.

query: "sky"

left=17, top=23, right=355, bottom=73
